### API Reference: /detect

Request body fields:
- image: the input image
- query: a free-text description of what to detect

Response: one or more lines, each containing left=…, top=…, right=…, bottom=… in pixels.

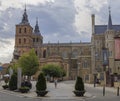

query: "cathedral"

left=13, top=7, right=120, bottom=86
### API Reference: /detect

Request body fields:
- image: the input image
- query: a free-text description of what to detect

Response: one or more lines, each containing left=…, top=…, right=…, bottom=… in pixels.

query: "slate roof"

left=95, top=25, right=120, bottom=34
left=19, top=7, right=29, bottom=25
left=34, top=18, right=41, bottom=34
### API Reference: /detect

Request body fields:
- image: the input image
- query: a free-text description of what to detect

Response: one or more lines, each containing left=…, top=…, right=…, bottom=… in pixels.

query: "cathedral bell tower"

left=32, top=18, right=43, bottom=58
left=14, top=6, right=33, bottom=58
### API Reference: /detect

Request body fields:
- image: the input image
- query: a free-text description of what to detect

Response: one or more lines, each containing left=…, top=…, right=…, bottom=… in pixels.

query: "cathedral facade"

left=13, top=7, right=120, bottom=85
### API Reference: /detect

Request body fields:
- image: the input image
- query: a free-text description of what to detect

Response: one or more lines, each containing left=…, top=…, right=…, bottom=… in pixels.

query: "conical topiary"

left=9, top=73, right=17, bottom=90
left=75, top=76, right=85, bottom=91
left=36, top=72, right=46, bottom=91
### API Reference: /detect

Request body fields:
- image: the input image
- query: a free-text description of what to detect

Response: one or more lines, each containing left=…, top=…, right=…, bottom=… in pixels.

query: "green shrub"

left=36, top=72, right=46, bottom=91
left=75, top=76, right=85, bottom=91
left=19, top=86, right=30, bottom=93
left=21, top=81, right=32, bottom=89
left=19, top=86, right=29, bottom=90
left=9, top=73, right=17, bottom=90
left=2, top=85, right=9, bottom=89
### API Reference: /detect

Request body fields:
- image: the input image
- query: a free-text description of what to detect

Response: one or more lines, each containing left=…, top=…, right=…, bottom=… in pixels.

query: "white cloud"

left=74, top=0, right=108, bottom=40
left=3, top=23, right=9, bottom=31
left=89, top=0, right=108, bottom=11
left=0, top=0, right=55, bottom=11
left=0, top=39, right=14, bottom=63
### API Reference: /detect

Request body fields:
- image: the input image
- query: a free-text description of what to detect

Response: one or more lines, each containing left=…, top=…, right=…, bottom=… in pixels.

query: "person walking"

left=54, top=78, right=57, bottom=88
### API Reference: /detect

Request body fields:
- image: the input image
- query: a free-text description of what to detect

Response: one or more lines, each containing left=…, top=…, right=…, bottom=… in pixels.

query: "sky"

left=0, top=0, right=120, bottom=63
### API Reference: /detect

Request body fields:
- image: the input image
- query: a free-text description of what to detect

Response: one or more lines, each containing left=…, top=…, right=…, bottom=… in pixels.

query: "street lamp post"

left=94, top=73, right=97, bottom=87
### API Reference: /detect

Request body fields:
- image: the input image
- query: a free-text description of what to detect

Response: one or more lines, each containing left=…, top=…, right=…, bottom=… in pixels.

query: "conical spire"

left=34, top=18, right=40, bottom=34
left=21, top=5, right=29, bottom=25
left=107, top=6, right=112, bottom=30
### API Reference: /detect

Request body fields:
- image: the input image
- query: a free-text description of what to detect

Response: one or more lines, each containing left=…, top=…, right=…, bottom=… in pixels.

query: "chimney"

left=91, top=14, right=95, bottom=34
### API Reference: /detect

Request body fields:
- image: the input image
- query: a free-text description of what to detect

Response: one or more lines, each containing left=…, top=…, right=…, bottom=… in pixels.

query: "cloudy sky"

left=0, top=0, right=119, bottom=63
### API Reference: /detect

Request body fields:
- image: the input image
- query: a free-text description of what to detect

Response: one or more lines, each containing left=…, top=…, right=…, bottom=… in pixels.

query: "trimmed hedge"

left=75, top=76, right=85, bottom=91
left=9, top=73, right=17, bottom=90
left=36, top=72, right=46, bottom=91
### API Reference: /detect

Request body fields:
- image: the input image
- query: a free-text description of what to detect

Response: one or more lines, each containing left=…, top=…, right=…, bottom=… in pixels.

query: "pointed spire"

left=20, top=4, right=29, bottom=25
left=107, top=6, right=112, bottom=30
left=25, top=4, right=26, bottom=12
left=34, top=17, right=40, bottom=34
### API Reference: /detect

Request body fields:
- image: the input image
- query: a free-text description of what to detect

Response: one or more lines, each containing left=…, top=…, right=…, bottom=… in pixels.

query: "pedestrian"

left=54, top=78, right=57, bottom=88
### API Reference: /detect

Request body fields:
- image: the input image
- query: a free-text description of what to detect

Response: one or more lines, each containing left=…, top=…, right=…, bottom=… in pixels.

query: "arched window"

left=19, top=39, right=21, bottom=44
left=24, top=28, right=27, bottom=33
left=33, top=38, right=35, bottom=42
left=72, top=49, right=78, bottom=58
left=36, top=38, right=38, bottom=42
left=19, top=28, right=21, bottom=33
left=83, top=60, right=88, bottom=68
left=43, top=50, right=46, bottom=58
left=24, top=38, right=26, bottom=44
left=35, top=51, right=37, bottom=55
left=62, top=51, right=67, bottom=58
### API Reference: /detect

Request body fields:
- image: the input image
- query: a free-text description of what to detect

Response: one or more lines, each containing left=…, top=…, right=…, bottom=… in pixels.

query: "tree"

left=36, top=72, right=46, bottom=91
left=8, top=63, right=18, bottom=73
left=18, top=49, right=39, bottom=78
left=42, top=64, right=66, bottom=78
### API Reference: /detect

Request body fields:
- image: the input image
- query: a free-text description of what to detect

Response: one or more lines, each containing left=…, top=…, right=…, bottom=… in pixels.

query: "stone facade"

left=13, top=7, right=120, bottom=84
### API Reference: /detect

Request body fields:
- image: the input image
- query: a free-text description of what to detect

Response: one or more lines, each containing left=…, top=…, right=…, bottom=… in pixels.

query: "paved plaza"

left=0, top=80, right=92, bottom=100
left=0, top=80, right=120, bottom=101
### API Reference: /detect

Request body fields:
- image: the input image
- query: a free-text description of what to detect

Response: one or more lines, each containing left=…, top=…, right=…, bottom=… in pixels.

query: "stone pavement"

left=0, top=80, right=93, bottom=100
left=1, top=80, right=119, bottom=100
left=85, top=83, right=120, bottom=95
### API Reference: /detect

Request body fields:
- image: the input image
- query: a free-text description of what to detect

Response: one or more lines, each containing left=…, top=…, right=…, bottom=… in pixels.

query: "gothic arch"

left=72, top=49, right=78, bottom=58
left=43, top=50, right=46, bottom=58
left=24, top=28, right=27, bottom=33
